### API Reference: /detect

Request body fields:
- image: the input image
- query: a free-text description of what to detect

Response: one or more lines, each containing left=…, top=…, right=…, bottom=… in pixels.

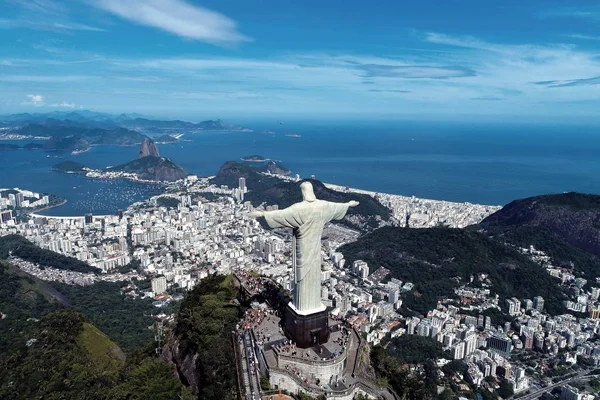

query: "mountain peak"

left=138, top=137, right=160, bottom=158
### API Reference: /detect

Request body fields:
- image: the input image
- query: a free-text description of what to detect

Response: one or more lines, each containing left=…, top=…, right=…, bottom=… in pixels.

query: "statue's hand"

left=246, top=211, right=265, bottom=219
left=348, top=200, right=360, bottom=207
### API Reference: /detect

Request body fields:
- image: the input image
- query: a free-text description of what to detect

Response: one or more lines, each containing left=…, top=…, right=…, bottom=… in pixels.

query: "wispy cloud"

left=357, top=64, right=475, bottom=79
left=52, top=22, right=106, bottom=32
left=470, top=96, right=503, bottom=101
left=540, top=8, right=600, bottom=20
left=0, top=18, right=105, bottom=32
left=50, top=101, right=77, bottom=108
left=565, top=34, right=600, bottom=41
left=424, top=32, right=489, bottom=50
left=114, top=76, right=165, bottom=82
left=0, top=75, right=92, bottom=82
left=533, top=76, right=600, bottom=88
left=93, top=0, right=251, bottom=45
left=5, top=0, right=66, bottom=15
left=367, top=89, right=411, bottom=93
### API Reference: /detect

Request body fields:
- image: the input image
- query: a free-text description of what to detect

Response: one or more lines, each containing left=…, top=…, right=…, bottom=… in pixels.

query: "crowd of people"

left=236, top=270, right=266, bottom=296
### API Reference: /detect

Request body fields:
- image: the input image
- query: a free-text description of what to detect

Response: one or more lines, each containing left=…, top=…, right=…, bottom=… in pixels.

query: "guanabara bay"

left=2, top=1, right=600, bottom=399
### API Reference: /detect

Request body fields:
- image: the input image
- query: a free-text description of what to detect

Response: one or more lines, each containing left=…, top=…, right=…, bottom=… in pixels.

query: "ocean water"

left=1, top=120, right=600, bottom=216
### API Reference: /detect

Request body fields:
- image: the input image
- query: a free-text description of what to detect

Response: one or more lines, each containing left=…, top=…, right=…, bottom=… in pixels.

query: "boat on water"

left=285, top=133, right=301, bottom=138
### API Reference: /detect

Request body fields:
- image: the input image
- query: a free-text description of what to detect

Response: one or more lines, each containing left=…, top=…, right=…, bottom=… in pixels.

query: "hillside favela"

left=3, top=2, right=600, bottom=400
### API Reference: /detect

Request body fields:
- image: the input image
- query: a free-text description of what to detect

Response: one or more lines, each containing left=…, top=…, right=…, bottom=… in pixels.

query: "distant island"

left=52, top=161, right=89, bottom=174
left=155, top=134, right=179, bottom=144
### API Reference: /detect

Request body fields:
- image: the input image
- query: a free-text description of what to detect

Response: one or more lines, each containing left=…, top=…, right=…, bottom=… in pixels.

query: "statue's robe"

left=263, top=199, right=349, bottom=312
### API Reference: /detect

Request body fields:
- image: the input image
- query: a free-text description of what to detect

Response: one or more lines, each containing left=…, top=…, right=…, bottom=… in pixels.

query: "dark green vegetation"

left=480, top=192, right=600, bottom=258
left=212, top=161, right=390, bottom=230
left=481, top=225, right=600, bottom=280
left=371, top=345, right=438, bottom=399
left=52, top=160, right=88, bottom=173
left=156, top=196, right=181, bottom=209
left=212, top=161, right=279, bottom=190
left=340, top=227, right=565, bottom=313
left=51, top=281, right=157, bottom=351
left=0, top=309, right=193, bottom=400
left=108, top=155, right=187, bottom=181
left=259, top=160, right=291, bottom=175
left=167, top=274, right=240, bottom=399
left=0, top=234, right=99, bottom=273
left=0, top=261, right=62, bottom=354
left=385, top=335, right=448, bottom=364
left=478, top=192, right=600, bottom=280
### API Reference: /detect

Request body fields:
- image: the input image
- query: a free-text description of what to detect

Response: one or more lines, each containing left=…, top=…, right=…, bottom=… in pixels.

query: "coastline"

left=28, top=172, right=501, bottom=220
left=26, top=199, right=68, bottom=215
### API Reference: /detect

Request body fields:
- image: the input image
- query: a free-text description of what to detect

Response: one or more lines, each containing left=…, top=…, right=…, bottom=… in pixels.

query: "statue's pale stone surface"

left=249, top=182, right=358, bottom=313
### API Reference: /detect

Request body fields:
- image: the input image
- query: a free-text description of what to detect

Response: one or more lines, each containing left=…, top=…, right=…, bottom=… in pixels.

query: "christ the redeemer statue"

left=249, top=181, right=359, bottom=314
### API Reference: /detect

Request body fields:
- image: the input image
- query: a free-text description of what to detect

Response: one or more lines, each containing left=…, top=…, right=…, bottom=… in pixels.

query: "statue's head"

left=300, top=181, right=317, bottom=202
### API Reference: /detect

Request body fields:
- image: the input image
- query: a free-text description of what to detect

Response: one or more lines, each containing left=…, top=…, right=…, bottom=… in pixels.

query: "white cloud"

left=93, top=0, right=251, bottom=45
left=22, top=94, right=45, bottom=106
left=0, top=75, right=92, bottom=82
left=566, top=34, right=600, bottom=41
left=5, top=0, right=66, bottom=15
left=51, top=22, right=106, bottom=32
left=114, top=76, right=165, bottom=82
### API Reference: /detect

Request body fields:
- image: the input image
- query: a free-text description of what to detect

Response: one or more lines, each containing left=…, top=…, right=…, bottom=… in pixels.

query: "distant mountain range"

left=0, top=111, right=248, bottom=153
left=0, top=110, right=248, bottom=132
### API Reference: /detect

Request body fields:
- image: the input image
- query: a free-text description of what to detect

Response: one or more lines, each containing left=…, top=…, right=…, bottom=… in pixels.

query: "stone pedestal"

left=284, top=303, right=329, bottom=348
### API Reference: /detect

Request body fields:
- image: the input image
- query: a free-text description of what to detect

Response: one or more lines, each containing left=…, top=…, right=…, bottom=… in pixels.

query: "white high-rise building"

left=151, top=276, right=167, bottom=295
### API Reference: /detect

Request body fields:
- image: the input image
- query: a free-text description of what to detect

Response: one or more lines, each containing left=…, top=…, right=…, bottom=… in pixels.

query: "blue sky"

left=1, top=0, right=600, bottom=121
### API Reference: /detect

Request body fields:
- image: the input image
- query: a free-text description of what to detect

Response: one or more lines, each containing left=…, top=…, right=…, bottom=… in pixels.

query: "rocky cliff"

left=162, top=333, right=202, bottom=394
left=138, top=137, right=160, bottom=158
left=161, top=274, right=239, bottom=399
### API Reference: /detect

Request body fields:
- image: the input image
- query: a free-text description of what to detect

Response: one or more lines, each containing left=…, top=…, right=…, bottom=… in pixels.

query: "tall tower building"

left=15, top=193, right=24, bottom=208
left=238, top=177, right=246, bottom=193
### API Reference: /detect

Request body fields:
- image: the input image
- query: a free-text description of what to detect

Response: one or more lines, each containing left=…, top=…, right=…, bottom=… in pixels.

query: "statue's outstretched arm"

left=247, top=211, right=264, bottom=219
left=248, top=206, right=302, bottom=229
